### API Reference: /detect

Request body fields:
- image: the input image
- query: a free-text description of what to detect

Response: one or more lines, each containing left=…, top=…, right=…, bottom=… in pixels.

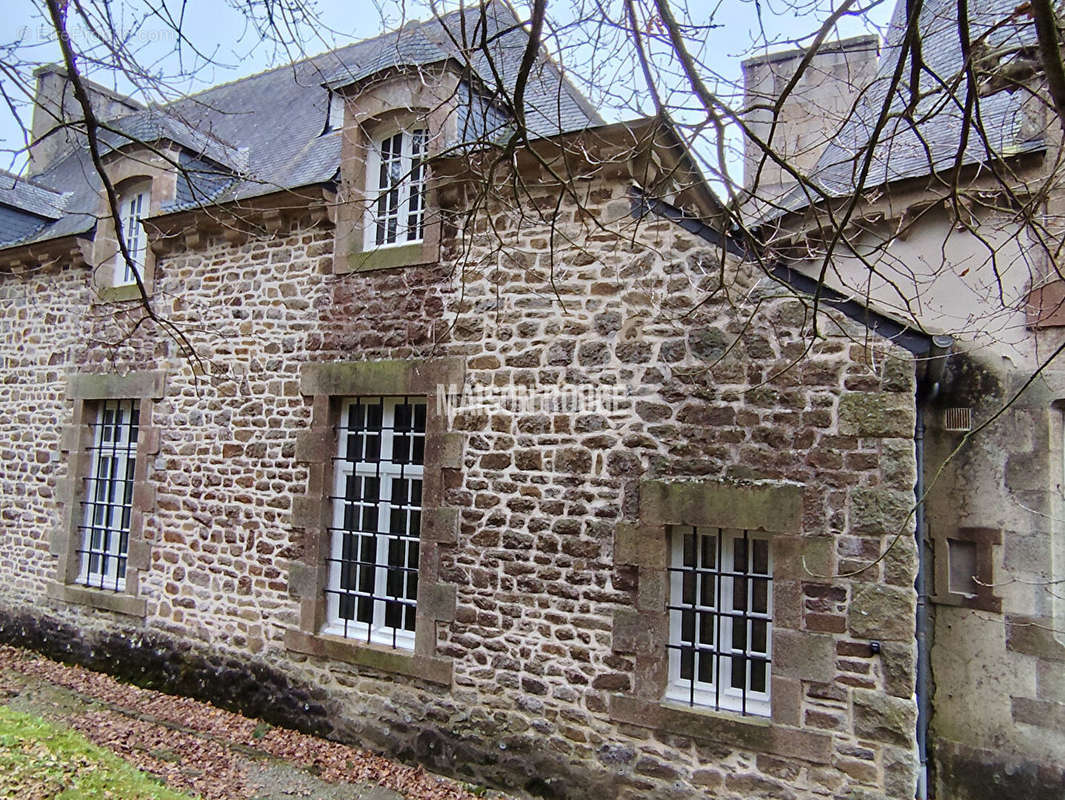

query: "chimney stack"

left=28, top=65, right=142, bottom=174
left=742, top=35, right=880, bottom=206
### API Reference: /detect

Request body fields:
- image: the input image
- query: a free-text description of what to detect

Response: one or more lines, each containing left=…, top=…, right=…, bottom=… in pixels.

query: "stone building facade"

left=0, top=4, right=934, bottom=799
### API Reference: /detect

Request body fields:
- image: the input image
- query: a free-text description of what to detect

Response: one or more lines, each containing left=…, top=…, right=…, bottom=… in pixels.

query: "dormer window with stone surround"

left=365, top=128, right=426, bottom=250
left=116, top=186, right=147, bottom=286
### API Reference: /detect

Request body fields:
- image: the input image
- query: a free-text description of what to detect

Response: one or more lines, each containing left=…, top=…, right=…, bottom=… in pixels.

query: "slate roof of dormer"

left=1, top=1, right=603, bottom=250
left=0, top=170, right=66, bottom=219
left=0, top=170, right=70, bottom=245
left=98, top=108, right=247, bottom=170
left=323, top=27, right=451, bottom=89
left=764, top=0, right=1043, bottom=221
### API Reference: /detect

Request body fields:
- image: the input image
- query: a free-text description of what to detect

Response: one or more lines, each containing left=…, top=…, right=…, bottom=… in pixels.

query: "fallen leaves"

left=0, top=646, right=499, bottom=800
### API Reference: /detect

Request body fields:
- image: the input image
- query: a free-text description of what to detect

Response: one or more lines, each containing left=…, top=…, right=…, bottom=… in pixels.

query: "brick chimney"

left=742, top=35, right=880, bottom=204
left=28, top=64, right=142, bottom=174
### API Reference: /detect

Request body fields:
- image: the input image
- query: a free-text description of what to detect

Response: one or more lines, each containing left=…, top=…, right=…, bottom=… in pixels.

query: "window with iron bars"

left=666, top=527, right=772, bottom=716
left=324, top=396, right=425, bottom=649
left=78, top=399, right=139, bottom=591
left=365, top=129, right=426, bottom=249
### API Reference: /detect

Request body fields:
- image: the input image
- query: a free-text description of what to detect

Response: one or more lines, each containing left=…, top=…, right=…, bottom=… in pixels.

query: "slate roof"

left=324, top=28, right=450, bottom=88
left=3, top=1, right=603, bottom=249
left=767, top=0, right=1042, bottom=219
left=0, top=170, right=66, bottom=219
left=98, top=109, right=246, bottom=170
left=0, top=170, right=70, bottom=246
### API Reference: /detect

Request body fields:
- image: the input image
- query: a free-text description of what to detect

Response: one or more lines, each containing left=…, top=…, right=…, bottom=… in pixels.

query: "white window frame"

left=78, top=399, right=139, bottom=591
left=323, top=397, right=425, bottom=650
left=363, top=128, right=427, bottom=251
left=666, top=528, right=773, bottom=717
left=115, top=189, right=147, bottom=286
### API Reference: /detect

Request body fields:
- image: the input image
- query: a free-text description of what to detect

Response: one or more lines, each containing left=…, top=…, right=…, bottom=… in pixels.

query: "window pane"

left=682, top=571, right=695, bottom=605
left=667, top=528, right=772, bottom=717
left=326, top=397, right=426, bottom=649
left=680, top=609, right=695, bottom=643
left=79, top=399, right=138, bottom=590
left=751, top=660, right=767, bottom=693
left=682, top=531, right=696, bottom=567
left=753, top=539, right=769, bottom=575
left=701, top=532, right=716, bottom=569
left=368, top=130, right=427, bottom=247
left=753, top=576, right=769, bottom=614
left=699, top=573, right=716, bottom=607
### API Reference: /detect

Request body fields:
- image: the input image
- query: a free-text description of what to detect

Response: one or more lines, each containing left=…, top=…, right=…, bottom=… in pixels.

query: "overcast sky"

left=0, top=0, right=891, bottom=178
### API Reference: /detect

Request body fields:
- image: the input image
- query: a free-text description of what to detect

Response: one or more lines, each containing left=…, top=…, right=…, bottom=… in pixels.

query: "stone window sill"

left=340, top=242, right=435, bottom=274
left=95, top=284, right=148, bottom=304
left=284, top=628, right=451, bottom=686
left=608, top=694, right=832, bottom=764
left=46, top=581, right=146, bottom=618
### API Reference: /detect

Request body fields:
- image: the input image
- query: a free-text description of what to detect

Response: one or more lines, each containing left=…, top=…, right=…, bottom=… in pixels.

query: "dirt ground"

left=0, top=645, right=506, bottom=800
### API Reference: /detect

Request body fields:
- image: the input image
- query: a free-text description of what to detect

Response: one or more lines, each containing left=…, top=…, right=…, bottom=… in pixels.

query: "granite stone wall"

left=0, top=172, right=921, bottom=799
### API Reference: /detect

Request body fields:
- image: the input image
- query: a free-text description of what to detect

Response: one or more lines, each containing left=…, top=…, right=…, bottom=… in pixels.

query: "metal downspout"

left=915, top=404, right=932, bottom=800
left=915, top=334, right=950, bottom=800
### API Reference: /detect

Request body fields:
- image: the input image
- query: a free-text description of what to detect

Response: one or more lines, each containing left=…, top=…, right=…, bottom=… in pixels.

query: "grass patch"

left=0, top=705, right=198, bottom=799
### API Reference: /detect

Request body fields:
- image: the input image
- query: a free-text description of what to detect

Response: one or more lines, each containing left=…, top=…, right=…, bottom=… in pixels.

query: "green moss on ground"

left=0, top=705, right=198, bottom=800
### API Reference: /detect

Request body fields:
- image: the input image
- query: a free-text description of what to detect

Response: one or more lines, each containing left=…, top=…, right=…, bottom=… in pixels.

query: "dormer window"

left=115, top=188, right=147, bottom=286
left=365, top=129, right=426, bottom=249
left=325, top=90, right=345, bottom=133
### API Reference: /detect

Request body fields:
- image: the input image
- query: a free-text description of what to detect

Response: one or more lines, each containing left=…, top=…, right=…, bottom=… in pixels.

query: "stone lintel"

left=639, top=479, right=802, bottom=533
left=67, top=370, right=166, bottom=401
left=284, top=628, right=452, bottom=686
left=299, top=358, right=465, bottom=398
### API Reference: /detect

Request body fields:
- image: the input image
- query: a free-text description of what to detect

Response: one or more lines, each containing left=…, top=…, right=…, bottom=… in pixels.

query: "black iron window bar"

left=324, top=396, right=425, bottom=650
left=76, top=399, right=139, bottom=591
left=666, top=526, right=772, bottom=716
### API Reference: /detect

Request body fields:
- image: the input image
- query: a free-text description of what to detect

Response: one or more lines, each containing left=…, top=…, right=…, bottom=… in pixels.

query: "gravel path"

left=0, top=645, right=502, bottom=800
